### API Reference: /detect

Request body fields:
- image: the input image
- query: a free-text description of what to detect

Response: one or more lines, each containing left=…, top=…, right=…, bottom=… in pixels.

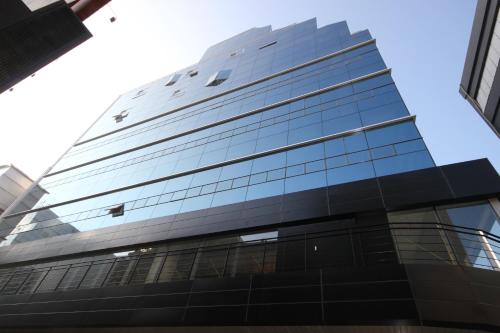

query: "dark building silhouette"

left=461, top=0, right=500, bottom=137
left=0, top=0, right=110, bottom=94
left=0, top=18, right=499, bottom=332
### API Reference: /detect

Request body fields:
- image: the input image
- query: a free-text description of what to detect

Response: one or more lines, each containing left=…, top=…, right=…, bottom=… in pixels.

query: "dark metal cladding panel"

left=441, top=158, right=500, bottom=198
left=0, top=0, right=31, bottom=29
left=378, top=166, right=453, bottom=209
left=0, top=1, right=92, bottom=93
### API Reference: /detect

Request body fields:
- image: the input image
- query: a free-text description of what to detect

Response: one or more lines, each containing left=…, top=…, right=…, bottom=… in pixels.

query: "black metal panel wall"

left=407, top=264, right=500, bottom=331
left=0, top=263, right=498, bottom=331
left=0, top=1, right=92, bottom=93
left=0, top=264, right=418, bottom=328
left=0, top=0, right=30, bottom=29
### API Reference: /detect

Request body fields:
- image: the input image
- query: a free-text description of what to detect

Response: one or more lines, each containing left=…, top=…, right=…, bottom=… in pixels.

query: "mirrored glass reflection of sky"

left=0, top=0, right=498, bottom=179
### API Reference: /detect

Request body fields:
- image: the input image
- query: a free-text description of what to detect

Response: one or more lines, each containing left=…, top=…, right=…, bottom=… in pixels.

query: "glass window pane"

left=190, top=168, right=222, bottom=187
left=366, top=122, right=420, bottom=148
left=255, top=132, right=288, bottom=151
left=1, top=272, right=30, bottom=295
left=158, top=251, right=196, bottom=282
left=373, top=151, right=434, bottom=177
left=151, top=200, right=182, bottom=218
left=322, top=114, right=362, bottom=135
left=180, top=193, right=214, bottom=213
left=325, top=138, right=345, bottom=157
left=200, top=183, right=217, bottom=195
left=371, top=145, right=396, bottom=159
left=103, top=258, right=138, bottom=287
left=286, top=143, right=324, bottom=165
left=57, top=265, right=89, bottom=291
left=394, top=139, right=426, bottom=154
left=246, top=179, right=284, bottom=201
left=288, top=123, right=322, bottom=144
left=286, top=164, right=305, bottom=177
left=344, top=132, right=368, bottom=152
left=252, top=152, right=286, bottom=173
left=437, top=202, right=500, bottom=234
left=129, top=255, right=164, bottom=285
left=285, top=171, right=327, bottom=193
left=79, top=261, right=113, bottom=289
left=211, top=187, right=247, bottom=207
left=267, top=168, right=285, bottom=181
left=18, top=270, right=47, bottom=294
left=216, top=180, right=233, bottom=191
left=347, top=150, right=371, bottom=164
left=437, top=202, right=500, bottom=270
left=327, top=161, right=375, bottom=186
left=225, top=244, right=266, bottom=277
left=360, top=102, right=408, bottom=126
left=249, top=172, right=267, bottom=185
left=326, top=155, right=348, bottom=169
left=190, top=248, right=228, bottom=279
left=232, top=176, right=250, bottom=188
left=322, top=103, right=357, bottom=121
left=306, top=160, right=325, bottom=173
left=36, top=268, right=68, bottom=293
left=219, top=161, right=253, bottom=181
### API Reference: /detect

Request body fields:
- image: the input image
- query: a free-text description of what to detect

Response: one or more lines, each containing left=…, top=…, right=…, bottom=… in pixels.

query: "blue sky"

left=0, top=0, right=498, bottom=178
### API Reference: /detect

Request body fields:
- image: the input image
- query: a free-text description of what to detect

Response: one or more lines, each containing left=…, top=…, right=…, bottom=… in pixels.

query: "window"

left=104, top=257, right=138, bottom=287
left=165, top=74, right=181, bottom=86
left=372, top=150, right=433, bottom=177
left=157, top=251, right=196, bottom=282
left=1, top=272, right=29, bottom=295
left=36, top=268, right=67, bottom=293
left=206, top=69, right=231, bottom=86
left=79, top=262, right=113, bottom=289
left=388, top=201, right=500, bottom=270
left=132, top=89, right=146, bottom=98
left=112, top=110, right=128, bottom=123
left=187, top=69, right=198, bottom=77
left=190, top=248, right=227, bottom=279
left=172, top=89, right=184, bottom=97
left=230, top=48, right=244, bottom=57
left=366, top=122, right=421, bottom=148
left=326, top=161, right=375, bottom=186
left=108, top=204, right=124, bottom=217
left=259, top=41, right=277, bottom=49
left=437, top=201, right=500, bottom=235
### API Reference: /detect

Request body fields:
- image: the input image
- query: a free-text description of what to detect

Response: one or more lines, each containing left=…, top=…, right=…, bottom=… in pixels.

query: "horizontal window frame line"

left=6, top=145, right=428, bottom=233
left=43, top=91, right=404, bottom=189
left=46, top=67, right=391, bottom=178
left=67, top=47, right=381, bottom=157
left=5, top=114, right=415, bottom=220
left=75, top=38, right=377, bottom=146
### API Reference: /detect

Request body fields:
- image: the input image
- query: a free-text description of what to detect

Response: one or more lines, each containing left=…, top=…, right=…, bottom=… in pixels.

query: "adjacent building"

left=0, top=18, right=499, bottom=332
left=0, top=165, right=45, bottom=216
left=0, top=0, right=110, bottom=94
left=0, top=165, right=75, bottom=243
left=461, top=0, right=500, bottom=137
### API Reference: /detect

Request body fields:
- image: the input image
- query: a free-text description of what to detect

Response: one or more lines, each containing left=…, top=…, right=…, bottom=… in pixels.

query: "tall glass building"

left=0, top=18, right=499, bottom=332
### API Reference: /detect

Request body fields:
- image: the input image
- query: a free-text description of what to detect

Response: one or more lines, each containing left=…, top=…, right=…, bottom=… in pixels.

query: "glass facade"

left=0, top=19, right=435, bottom=246
left=389, top=201, right=500, bottom=270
